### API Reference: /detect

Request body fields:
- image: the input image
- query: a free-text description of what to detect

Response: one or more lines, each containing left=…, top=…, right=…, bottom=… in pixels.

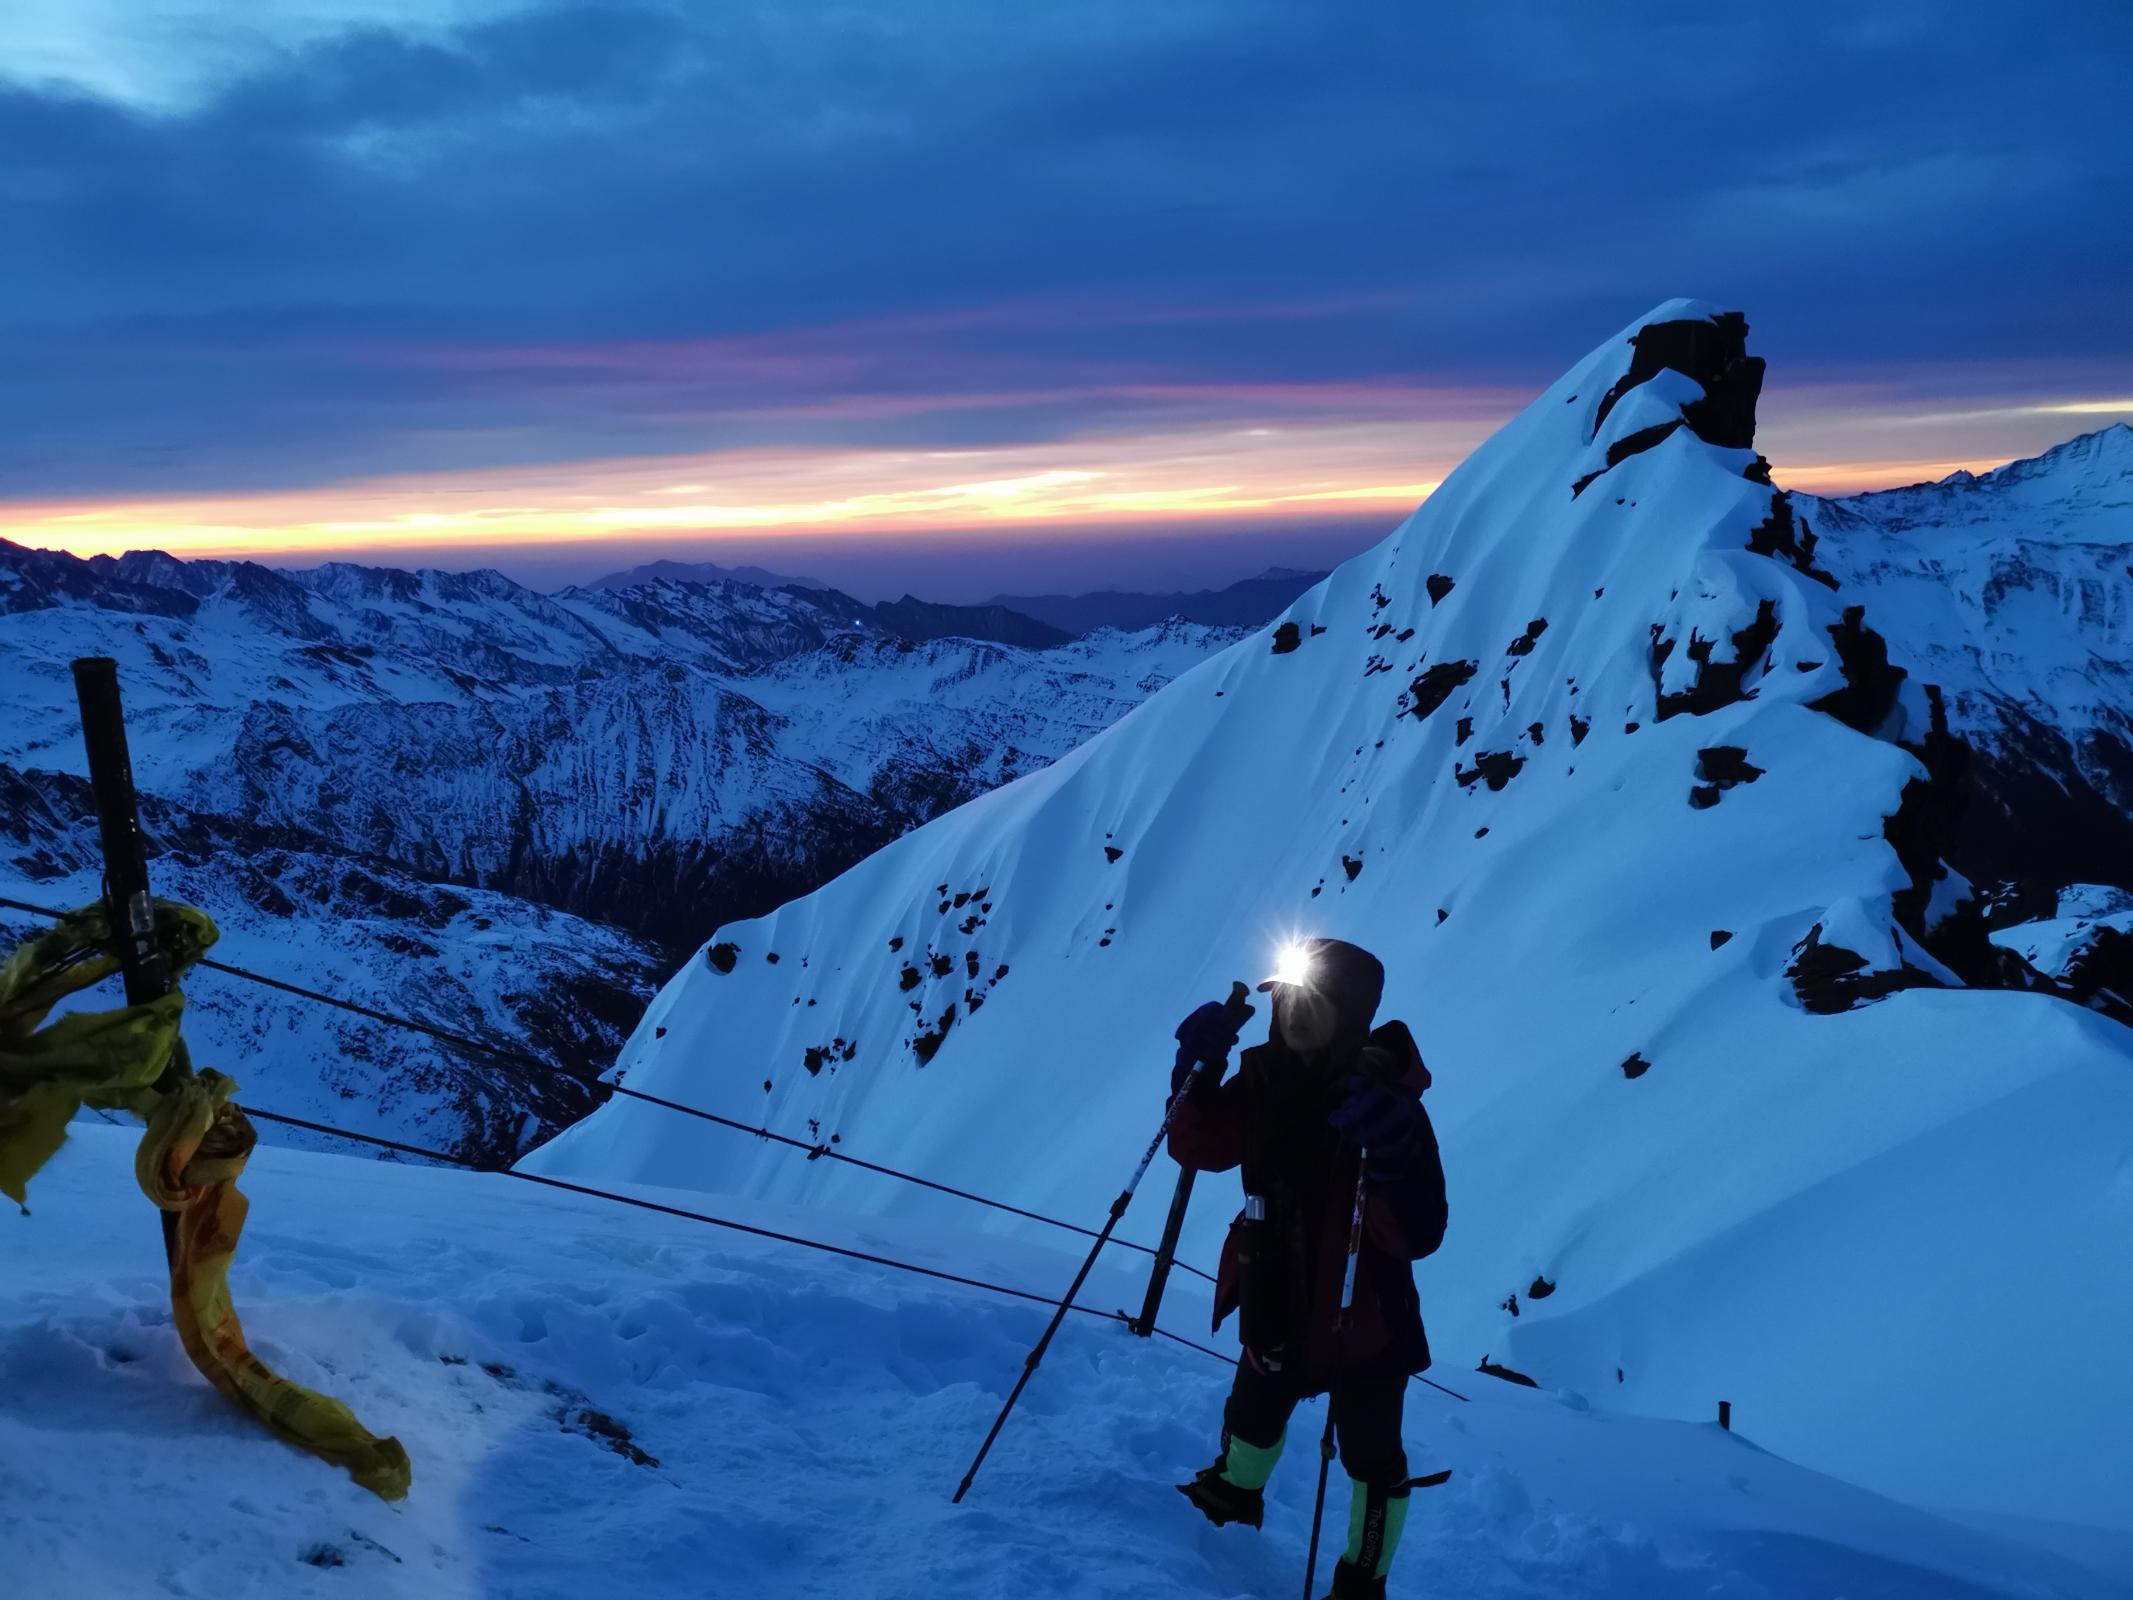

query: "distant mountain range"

left=587, top=558, right=834, bottom=592
left=0, top=544, right=1241, bottom=1164
left=588, top=559, right=1072, bottom=650
left=985, top=566, right=1331, bottom=633
left=587, top=558, right=1329, bottom=642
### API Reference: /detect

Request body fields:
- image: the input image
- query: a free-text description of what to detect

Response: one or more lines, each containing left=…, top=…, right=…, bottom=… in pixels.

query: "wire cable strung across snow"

left=2, top=892, right=1468, bottom=1404
left=0, top=892, right=1214, bottom=1284
left=236, top=1103, right=1233, bottom=1366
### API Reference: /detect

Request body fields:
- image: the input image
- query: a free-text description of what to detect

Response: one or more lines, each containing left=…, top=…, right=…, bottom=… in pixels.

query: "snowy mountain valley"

left=0, top=549, right=1241, bottom=1162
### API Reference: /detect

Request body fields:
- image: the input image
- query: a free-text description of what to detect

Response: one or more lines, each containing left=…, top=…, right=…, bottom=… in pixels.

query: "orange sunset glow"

left=0, top=416, right=2031, bottom=567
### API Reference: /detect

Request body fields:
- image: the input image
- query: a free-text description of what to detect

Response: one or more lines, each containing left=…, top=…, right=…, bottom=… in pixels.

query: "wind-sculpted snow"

left=529, top=303, right=2133, bottom=1534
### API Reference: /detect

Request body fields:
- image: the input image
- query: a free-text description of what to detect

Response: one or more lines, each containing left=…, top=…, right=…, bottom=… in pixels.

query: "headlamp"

left=1267, top=941, right=1315, bottom=989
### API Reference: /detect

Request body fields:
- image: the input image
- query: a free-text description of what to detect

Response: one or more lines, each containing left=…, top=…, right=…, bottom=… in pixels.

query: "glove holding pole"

left=952, top=980, right=1255, bottom=1505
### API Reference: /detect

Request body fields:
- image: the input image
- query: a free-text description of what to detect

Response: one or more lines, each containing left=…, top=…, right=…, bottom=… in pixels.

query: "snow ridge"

left=529, top=302, right=2133, bottom=1533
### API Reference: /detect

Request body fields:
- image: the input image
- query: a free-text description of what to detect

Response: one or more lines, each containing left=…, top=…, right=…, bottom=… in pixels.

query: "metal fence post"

left=71, top=656, right=183, bottom=1261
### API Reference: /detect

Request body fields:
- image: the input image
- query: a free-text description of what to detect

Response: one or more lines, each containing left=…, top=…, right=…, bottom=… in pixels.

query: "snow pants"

left=1218, top=1356, right=1411, bottom=1580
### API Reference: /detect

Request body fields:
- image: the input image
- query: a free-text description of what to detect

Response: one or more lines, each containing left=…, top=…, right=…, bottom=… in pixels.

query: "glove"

left=1329, top=1074, right=1423, bottom=1178
left=1172, top=986, right=1254, bottom=1093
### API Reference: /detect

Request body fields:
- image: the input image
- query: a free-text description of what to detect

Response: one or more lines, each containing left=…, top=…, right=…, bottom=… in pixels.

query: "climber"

left=1169, top=937, right=1447, bottom=1600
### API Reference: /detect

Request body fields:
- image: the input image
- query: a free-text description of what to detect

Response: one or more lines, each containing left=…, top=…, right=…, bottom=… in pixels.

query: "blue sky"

left=3, top=1, right=2128, bottom=595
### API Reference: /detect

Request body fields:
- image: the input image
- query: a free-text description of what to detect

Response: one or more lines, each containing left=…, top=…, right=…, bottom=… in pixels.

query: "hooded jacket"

left=1168, top=942, right=1446, bottom=1392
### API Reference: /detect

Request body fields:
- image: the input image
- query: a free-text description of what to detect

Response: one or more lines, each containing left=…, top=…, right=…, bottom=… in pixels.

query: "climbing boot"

left=1175, top=1461, right=1265, bottom=1529
left=1324, top=1557, right=1387, bottom=1599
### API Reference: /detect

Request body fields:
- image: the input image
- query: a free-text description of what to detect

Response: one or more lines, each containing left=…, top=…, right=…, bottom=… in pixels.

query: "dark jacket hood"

left=1290, top=937, right=1384, bottom=1036
left=1364, top=1018, right=1432, bottom=1095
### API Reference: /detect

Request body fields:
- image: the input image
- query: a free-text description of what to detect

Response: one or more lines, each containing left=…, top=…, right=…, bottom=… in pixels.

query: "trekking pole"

left=952, top=980, right=1253, bottom=1505
left=1127, top=1166, right=1196, bottom=1336
left=1303, top=1148, right=1370, bottom=1600
left=71, top=657, right=184, bottom=1264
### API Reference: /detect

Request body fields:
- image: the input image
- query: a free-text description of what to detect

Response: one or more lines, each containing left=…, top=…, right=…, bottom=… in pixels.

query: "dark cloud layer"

left=3, top=0, right=2128, bottom=498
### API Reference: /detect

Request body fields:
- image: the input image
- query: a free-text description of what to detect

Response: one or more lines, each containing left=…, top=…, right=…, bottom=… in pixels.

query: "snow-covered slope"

left=0, top=854, right=662, bottom=1169
left=526, top=303, right=2133, bottom=1533
left=9, top=1125, right=2126, bottom=1600
left=1807, top=425, right=2133, bottom=914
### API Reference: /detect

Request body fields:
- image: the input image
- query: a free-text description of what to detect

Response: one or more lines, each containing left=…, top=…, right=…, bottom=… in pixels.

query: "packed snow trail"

left=6, top=1127, right=2125, bottom=1599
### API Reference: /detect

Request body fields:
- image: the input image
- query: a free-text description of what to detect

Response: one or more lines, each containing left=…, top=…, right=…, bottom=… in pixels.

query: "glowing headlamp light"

left=1269, top=941, right=1315, bottom=989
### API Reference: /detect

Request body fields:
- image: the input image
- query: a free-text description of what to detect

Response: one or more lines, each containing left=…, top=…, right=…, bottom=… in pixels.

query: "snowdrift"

left=525, top=302, right=2133, bottom=1531
left=11, top=1127, right=2127, bottom=1599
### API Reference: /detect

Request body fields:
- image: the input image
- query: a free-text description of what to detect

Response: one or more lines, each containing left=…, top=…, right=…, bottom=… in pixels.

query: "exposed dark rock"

left=1104, top=845, right=1124, bottom=864
left=1573, top=420, right=1684, bottom=498
left=1652, top=600, right=1780, bottom=721
left=898, top=964, right=921, bottom=992
left=964, top=951, right=980, bottom=978
left=1527, top=1276, right=1555, bottom=1300
left=1569, top=715, right=1590, bottom=746
left=1455, top=716, right=1474, bottom=746
left=1786, top=923, right=1942, bottom=1014
left=1501, top=1293, right=1520, bottom=1318
left=912, top=1004, right=958, bottom=1065
left=1591, top=312, right=1763, bottom=449
left=1342, top=855, right=1363, bottom=882
left=1710, top=930, right=1734, bottom=950
left=1809, top=607, right=1906, bottom=735
left=1310, top=623, right=1327, bottom=636
left=765, top=951, right=781, bottom=964
left=558, top=1404, right=659, bottom=1469
left=706, top=942, right=739, bottom=974
left=929, top=952, right=953, bottom=978
left=1746, top=493, right=1838, bottom=589
left=1436, top=908, right=1448, bottom=925
left=1405, top=659, right=1478, bottom=721
left=1527, top=722, right=1545, bottom=745
left=1506, top=619, right=1549, bottom=657
left=1478, top=1356, right=1540, bottom=1389
left=1691, top=746, right=1766, bottom=809
left=1621, top=1052, right=1650, bottom=1080
left=1271, top=621, right=1303, bottom=654
left=1456, top=751, right=1526, bottom=792
left=1427, top=574, right=1456, bottom=605
left=2058, top=927, right=2133, bottom=1024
